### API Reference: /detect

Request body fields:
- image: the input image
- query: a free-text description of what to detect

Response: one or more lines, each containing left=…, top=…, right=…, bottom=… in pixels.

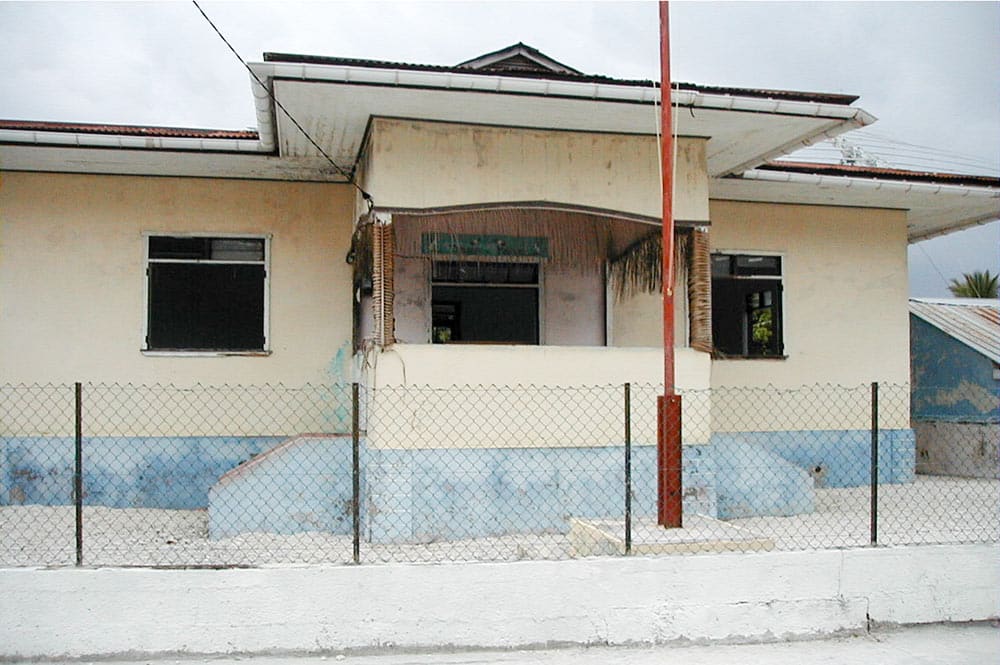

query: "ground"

left=2, top=476, right=996, bottom=567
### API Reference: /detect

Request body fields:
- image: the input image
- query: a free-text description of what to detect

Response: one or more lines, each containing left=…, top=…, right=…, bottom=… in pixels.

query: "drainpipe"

left=658, top=0, right=683, bottom=528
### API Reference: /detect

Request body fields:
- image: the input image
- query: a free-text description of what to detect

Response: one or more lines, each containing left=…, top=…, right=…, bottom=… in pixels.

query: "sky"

left=1, top=1, right=997, bottom=296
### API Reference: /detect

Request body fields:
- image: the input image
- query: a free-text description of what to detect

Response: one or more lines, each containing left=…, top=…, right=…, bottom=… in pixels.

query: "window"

left=145, top=235, right=268, bottom=352
left=711, top=253, right=783, bottom=357
left=431, top=261, right=539, bottom=344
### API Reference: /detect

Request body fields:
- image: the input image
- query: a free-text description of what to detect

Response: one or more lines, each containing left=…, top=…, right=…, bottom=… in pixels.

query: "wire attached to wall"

left=191, top=0, right=373, bottom=206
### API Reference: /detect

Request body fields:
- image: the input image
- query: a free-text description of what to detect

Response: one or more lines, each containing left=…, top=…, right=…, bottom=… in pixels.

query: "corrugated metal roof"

left=762, top=161, right=1000, bottom=188
left=0, top=119, right=258, bottom=140
left=909, top=298, right=1000, bottom=363
left=261, top=50, right=860, bottom=106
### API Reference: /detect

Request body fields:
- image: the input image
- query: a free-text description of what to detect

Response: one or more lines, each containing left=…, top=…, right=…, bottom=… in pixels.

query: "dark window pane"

left=432, top=302, right=461, bottom=343
left=148, top=263, right=265, bottom=350
left=506, top=263, right=539, bottom=284
left=712, top=276, right=783, bottom=357
left=711, top=254, right=732, bottom=278
left=734, top=255, right=781, bottom=276
left=149, top=236, right=210, bottom=260
left=432, top=261, right=538, bottom=284
left=210, top=238, right=265, bottom=261
left=432, top=286, right=538, bottom=344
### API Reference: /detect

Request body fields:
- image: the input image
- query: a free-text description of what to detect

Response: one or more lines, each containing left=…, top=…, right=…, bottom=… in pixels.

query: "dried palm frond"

left=371, top=219, right=396, bottom=346
left=348, top=217, right=374, bottom=284
left=688, top=228, right=712, bottom=353
left=608, top=231, right=662, bottom=300
left=608, top=230, right=691, bottom=301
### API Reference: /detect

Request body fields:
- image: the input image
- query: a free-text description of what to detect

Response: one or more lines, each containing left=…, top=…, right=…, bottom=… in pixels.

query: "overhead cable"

left=191, top=0, right=373, bottom=205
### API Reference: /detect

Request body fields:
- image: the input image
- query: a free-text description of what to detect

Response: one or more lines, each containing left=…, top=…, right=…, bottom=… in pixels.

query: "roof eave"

left=247, top=60, right=875, bottom=170
left=727, top=168, right=1000, bottom=242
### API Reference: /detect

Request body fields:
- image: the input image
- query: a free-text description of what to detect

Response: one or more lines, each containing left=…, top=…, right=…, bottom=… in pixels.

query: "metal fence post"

left=624, top=382, right=632, bottom=555
left=74, top=382, right=83, bottom=566
left=870, top=381, right=879, bottom=546
left=351, top=382, right=361, bottom=564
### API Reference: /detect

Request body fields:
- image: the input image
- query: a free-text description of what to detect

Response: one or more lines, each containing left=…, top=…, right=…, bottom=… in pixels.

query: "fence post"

left=870, top=381, right=879, bottom=546
left=74, top=382, right=83, bottom=566
left=624, top=382, right=632, bottom=555
left=351, top=382, right=361, bottom=564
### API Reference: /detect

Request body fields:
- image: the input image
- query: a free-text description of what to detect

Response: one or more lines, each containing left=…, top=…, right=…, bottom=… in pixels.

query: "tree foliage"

left=947, top=270, right=998, bottom=298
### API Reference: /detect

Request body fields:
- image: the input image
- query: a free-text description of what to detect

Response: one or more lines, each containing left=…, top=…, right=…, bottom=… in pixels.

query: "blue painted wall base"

left=1, top=436, right=281, bottom=508
left=208, top=436, right=355, bottom=538
left=2, top=428, right=916, bottom=543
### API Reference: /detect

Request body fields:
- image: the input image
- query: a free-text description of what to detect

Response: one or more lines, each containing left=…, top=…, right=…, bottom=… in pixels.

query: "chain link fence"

left=1, top=381, right=996, bottom=567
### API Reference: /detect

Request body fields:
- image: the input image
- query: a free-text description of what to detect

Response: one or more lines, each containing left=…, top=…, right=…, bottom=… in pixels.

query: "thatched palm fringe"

left=688, top=228, right=713, bottom=353
left=371, top=218, right=396, bottom=347
left=348, top=216, right=374, bottom=286
left=392, top=209, right=653, bottom=270
left=608, top=230, right=690, bottom=301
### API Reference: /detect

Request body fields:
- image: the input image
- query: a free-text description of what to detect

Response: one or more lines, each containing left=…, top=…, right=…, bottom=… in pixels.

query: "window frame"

left=710, top=250, right=786, bottom=360
left=141, top=232, right=272, bottom=356
left=427, top=257, right=545, bottom=345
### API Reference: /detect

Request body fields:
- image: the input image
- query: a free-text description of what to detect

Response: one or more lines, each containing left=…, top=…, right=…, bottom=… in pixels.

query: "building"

left=2, top=44, right=998, bottom=538
left=910, top=297, right=1000, bottom=479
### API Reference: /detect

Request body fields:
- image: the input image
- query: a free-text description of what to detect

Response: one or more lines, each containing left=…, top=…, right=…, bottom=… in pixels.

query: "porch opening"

left=352, top=202, right=711, bottom=351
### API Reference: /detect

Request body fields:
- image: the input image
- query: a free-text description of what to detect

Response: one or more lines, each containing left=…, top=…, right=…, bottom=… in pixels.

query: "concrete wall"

left=209, top=435, right=355, bottom=537
left=1, top=436, right=280, bottom=508
left=363, top=119, right=710, bottom=222
left=364, top=345, right=713, bottom=447
left=611, top=290, right=688, bottom=349
left=0, top=172, right=356, bottom=386
left=914, top=421, right=1000, bottom=479
left=2, top=544, right=996, bottom=657
left=706, top=200, right=911, bottom=390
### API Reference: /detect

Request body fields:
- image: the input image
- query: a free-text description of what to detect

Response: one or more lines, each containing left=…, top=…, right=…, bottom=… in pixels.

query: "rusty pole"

left=657, top=0, right=683, bottom=528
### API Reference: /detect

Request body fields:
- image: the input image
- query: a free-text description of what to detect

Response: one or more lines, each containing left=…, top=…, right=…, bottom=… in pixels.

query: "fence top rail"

left=1, top=381, right=912, bottom=391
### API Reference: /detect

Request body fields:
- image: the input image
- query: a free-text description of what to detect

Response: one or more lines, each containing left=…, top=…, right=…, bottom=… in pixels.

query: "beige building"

left=2, top=43, right=998, bottom=533
left=3, top=45, right=995, bottom=396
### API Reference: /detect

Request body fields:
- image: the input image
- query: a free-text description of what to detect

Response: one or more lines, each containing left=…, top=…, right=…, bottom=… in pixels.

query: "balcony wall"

left=362, top=344, right=712, bottom=448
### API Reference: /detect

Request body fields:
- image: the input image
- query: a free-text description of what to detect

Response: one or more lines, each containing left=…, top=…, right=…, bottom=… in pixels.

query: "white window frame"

left=427, top=257, right=546, bottom=345
left=141, top=232, right=272, bottom=356
left=710, top=249, right=786, bottom=360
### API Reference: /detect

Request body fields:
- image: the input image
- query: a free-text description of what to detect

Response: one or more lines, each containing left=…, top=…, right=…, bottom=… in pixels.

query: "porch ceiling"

left=269, top=78, right=862, bottom=179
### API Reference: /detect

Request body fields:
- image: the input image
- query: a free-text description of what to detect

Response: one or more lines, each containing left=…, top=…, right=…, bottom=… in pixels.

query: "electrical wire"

left=191, top=0, right=373, bottom=205
left=915, top=242, right=952, bottom=290
left=788, top=134, right=998, bottom=175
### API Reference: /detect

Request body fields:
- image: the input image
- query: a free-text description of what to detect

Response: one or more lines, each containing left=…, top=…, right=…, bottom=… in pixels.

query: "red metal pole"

left=657, top=0, right=683, bottom=528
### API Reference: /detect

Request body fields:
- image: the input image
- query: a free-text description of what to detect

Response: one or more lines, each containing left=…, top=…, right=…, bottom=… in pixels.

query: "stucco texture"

left=0, top=172, right=356, bottom=385
left=707, top=200, right=910, bottom=389
left=362, top=118, right=710, bottom=222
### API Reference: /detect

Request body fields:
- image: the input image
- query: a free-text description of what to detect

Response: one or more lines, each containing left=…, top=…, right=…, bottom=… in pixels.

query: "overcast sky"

left=1, top=1, right=997, bottom=297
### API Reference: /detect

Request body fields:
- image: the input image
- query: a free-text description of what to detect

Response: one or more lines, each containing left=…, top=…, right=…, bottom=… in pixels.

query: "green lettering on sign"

left=421, top=233, right=549, bottom=258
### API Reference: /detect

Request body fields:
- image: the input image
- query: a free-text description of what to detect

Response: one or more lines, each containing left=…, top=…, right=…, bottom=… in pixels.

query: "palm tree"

left=947, top=270, right=998, bottom=298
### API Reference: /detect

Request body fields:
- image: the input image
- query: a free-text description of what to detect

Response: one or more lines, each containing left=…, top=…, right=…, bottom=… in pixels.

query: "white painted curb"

left=1, top=544, right=997, bottom=658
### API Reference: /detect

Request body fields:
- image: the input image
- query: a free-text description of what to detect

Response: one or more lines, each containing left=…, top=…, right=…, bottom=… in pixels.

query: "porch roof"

left=247, top=52, right=875, bottom=180
left=713, top=163, right=1000, bottom=241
